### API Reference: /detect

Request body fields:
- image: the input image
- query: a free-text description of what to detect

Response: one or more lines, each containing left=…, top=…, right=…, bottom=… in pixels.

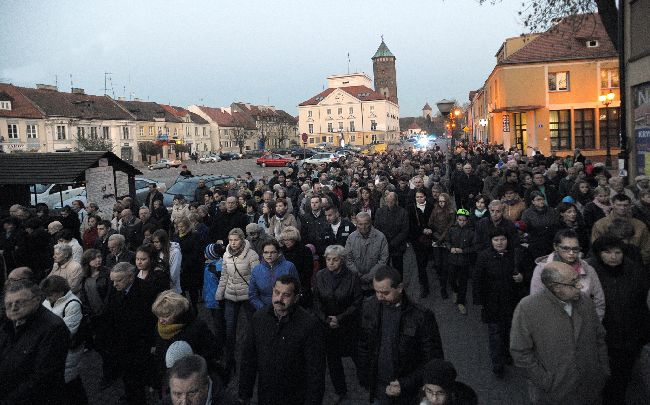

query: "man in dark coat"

left=239, top=275, right=325, bottom=405
left=357, top=265, right=444, bottom=405
left=474, top=200, right=520, bottom=251
left=144, top=183, right=164, bottom=211
left=210, top=196, right=248, bottom=243
left=300, top=196, right=329, bottom=257
left=453, top=163, right=483, bottom=210
left=322, top=205, right=356, bottom=248
left=105, top=234, right=136, bottom=269
left=93, top=220, right=117, bottom=265
left=0, top=280, right=70, bottom=404
left=524, top=171, right=560, bottom=207
left=373, top=192, right=410, bottom=276
left=100, top=262, right=156, bottom=405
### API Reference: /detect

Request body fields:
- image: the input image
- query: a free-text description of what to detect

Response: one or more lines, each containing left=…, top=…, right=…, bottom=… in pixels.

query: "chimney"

left=118, top=96, right=126, bottom=101
left=36, top=84, right=58, bottom=91
left=71, top=87, right=85, bottom=94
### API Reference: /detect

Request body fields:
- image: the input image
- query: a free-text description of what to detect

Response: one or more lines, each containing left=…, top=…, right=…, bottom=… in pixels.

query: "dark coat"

left=582, top=202, right=607, bottom=229
left=312, top=266, right=362, bottom=355
left=93, top=229, right=117, bottom=265
left=522, top=206, right=559, bottom=260
left=300, top=211, right=328, bottom=255
left=20, top=227, right=51, bottom=280
left=357, top=295, right=444, bottom=404
left=408, top=202, right=434, bottom=251
left=374, top=205, right=410, bottom=255
left=322, top=219, right=356, bottom=249
left=454, top=173, right=483, bottom=205
left=174, top=231, right=203, bottom=290
left=239, top=305, right=325, bottom=405
left=473, top=248, right=525, bottom=323
left=524, top=183, right=560, bottom=207
left=445, top=224, right=476, bottom=266
left=0, top=228, right=25, bottom=272
left=105, top=248, right=136, bottom=270
left=210, top=209, right=248, bottom=243
left=282, top=242, right=315, bottom=300
left=0, top=306, right=70, bottom=404
left=474, top=216, right=520, bottom=251
left=144, top=189, right=164, bottom=210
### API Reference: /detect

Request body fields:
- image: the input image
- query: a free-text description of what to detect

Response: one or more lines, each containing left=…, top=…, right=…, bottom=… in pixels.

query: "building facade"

left=0, top=83, right=45, bottom=153
left=189, top=105, right=258, bottom=153
left=372, top=39, right=398, bottom=105
left=469, top=14, right=621, bottom=159
left=160, top=105, right=211, bottom=154
left=230, top=102, right=298, bottom=150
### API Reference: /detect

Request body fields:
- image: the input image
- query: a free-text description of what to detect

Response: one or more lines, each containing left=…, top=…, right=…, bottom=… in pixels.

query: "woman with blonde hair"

left=151, top=290, right=218, bottom=392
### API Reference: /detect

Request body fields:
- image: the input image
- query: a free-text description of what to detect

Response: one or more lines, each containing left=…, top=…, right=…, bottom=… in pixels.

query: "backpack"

left=62, top=298, right=91, bottom=349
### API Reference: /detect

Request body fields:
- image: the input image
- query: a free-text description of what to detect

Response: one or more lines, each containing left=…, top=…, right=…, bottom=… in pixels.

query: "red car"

left=256, top=153, right=295, bottom=167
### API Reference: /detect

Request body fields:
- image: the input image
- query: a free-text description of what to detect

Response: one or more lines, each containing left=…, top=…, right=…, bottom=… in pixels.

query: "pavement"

left=79, top=245, right=530, bottom=405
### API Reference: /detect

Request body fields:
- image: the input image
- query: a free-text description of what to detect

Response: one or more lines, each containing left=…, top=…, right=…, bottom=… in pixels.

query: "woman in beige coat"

left=215, top=227, right=259, bottom=372
left=267, top=197, right=299, bottom=239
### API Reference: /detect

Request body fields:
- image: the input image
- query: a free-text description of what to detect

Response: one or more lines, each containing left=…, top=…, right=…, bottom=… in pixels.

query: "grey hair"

left=594, top=186, right=610, bottom=196
left=608, top=177, right=623, bottom=185
left=108, top=233, right=125, bottom=247
left=111, top=262, right=136, bottom=275
left=53, top=243, right=73, bottom=260
left=540, top=265, right=562, bottom=289
left=356, top=211, right=371, bottom=222
left=228, top=227, right=246, bottom=240
left=488, top=200, right=504, bottom=210
left=324, top=244, right=346, bottom=259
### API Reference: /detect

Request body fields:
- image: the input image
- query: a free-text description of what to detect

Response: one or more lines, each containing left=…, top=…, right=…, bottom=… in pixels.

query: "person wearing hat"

left=627, top=174, right=650, bottom=200
left=203, top=243, right=226, bottom=349
left=418, top=359, right=477, bottom=405
left=444, top=209, right=476, bottom=315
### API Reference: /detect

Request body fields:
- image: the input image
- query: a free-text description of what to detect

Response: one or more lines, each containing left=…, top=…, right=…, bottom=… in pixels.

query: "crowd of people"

left=1, top=142, right=650, bottom=405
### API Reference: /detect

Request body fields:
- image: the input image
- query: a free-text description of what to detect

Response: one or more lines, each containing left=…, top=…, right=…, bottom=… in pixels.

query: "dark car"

left=219, top=152, right=241, bottom=161
left=272, top=148, right=292, bottom=156
left=242, top=149, right=266, bottom=159
left=290, top=148, right=318, bottom=158
left=163, top=174, right=234, bottom=207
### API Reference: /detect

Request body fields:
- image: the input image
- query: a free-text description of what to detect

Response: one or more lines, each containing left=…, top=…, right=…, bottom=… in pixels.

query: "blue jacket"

left=249, top=255, right=299, bottom=310
left=203, top=259, right=223, bottom=309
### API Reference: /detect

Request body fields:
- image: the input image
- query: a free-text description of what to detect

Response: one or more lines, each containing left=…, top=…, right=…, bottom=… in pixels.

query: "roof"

left=0, top=84, right=43, bottom=119
left=18, top=87, right=133, bottom=120
left=116, top=100, right=182, bottom=122
left=372, top=40, right=395, bottom=59
left=197, top=106, right=236, bottom=126
left=408, top=122, right=421, bottom=130
left=422, top=102, right=432, bottom=111
left=299, top=85, right=387, bottom=106
left=0, top=152, right=142, bottom=185
left=501, top=13, right=618, bottom=65
left=159, top=104, right=209, bottom=124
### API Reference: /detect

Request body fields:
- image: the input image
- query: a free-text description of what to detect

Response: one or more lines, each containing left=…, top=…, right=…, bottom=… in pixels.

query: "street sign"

left=463, top=126, right=470, bottom=133
left=301, top=132, right=308, bottom=143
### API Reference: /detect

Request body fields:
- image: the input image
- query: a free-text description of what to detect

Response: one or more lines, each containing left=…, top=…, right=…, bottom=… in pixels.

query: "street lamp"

left=436, top=99, right=462, bottom=146
left=599, top=91, right=615, bottom=168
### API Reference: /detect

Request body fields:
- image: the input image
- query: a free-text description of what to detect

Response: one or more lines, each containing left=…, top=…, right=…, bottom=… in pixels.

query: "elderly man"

left=345, top=212, right=389, bottom=295
left=608, top=176, right=636, bottom=201
left=105, top=234, right=135, bottom=269
left=474, top=200, right=520, bottom=251
left=101, top=262, right=156, bottom=404
left=55, top=229, right=83, bottom=264
left=357, top=265, right=443, bottom=404
left=118, top=208, right=140, bottom=250
left=239, top=275, right=325, bottom=405
left=0, top=280, right=70, bottom=404
left=133, top=206, right=159, bottom=248
left=592, top=193, right=650, bottom=265
left=167, top=354, right=225, bottom=405
left=453, top=163, right=483, bottom=210
left=373, top=192, right=410, bottom=276
left=48, top=220, right=64, bottom=236
left=210, top=196, right=248, bottom=244
left=50, top=243, right=83, bottom=295
left=627, top=174, right=650, bottom=200
left=300, top=195, right=329, bottom=259
left=510, top=262, right=610, bottom=405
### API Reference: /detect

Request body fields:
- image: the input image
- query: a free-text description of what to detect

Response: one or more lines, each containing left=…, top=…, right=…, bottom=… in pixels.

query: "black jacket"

left=281, top=242, right=316, bottom=305
left=474, top=217, right=520, bottom=251
left=322, top=219, right=356, bottom=249
left=300, top=211, right=328, bottom=255
left=408, top=202, right=434, bottom=251
left=357, top=295, right=444, bottom=404
left=445, top=224, right=476, bottom=266
left=210, top=209, right=248, bottom=243
left=239, top=305, right=325, bottom=405
left=0, top=306, right=70, bottom=404
left=93, top=229, right=117, bottom=265
left=374, top=205, right=410, bottom=255
left=312, top=266, right=362, bottom=354
left=583, top=202, right=607, bottom=229
left=174, top=231, right=203, bottom=290
left=105, top=248, right=136, bottom=270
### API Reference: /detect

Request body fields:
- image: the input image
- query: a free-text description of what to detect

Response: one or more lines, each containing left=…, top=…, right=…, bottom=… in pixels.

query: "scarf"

left=157, top=322, right=184, bottom=340
left=228, top=243, right=245, bottom=258
left=474, top=208, right=486, bottom=218
left=552, top=252, right=582, bottom=274
left=416, top=202, right=427, bottom=212
left=592, top=198, right=612, bottom=215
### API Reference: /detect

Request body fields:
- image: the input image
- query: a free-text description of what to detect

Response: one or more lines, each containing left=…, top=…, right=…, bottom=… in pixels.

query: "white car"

left=303, top=153, right=339, bottom=166
left=53, top=178, right=166, bottom=208
left=199, top=154, right=221, bottom=163
left=31, top=183, right=85, bottom=208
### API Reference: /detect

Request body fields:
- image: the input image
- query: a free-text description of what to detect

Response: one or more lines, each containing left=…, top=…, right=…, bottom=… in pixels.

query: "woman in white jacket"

left=152, top=229, right=182, bottom=294
left=41, top=275, right=88, bottom=404
left=215, top=227, right=259, bottom=372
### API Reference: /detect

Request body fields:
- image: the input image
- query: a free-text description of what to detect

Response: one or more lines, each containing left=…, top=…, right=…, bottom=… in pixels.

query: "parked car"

left=163, top=175, right=234, bottom=207
left=290, top=148, right=318, bottom=158
left=148, top=158, right=182, bottom=170
left=272, top=148, right=293, bottom=156
left=53, top=177, right=166, bottom=209
left=219, top=152, right=241, bottom=161
left=242, top=149, right=266, bottom=159
left=303, top=153, right=339, bottom=166
left=31, top=183, right=85, bottom=208
left=256, top=154, right=295, bottom=167
left=199, top=154, right=221, bottom=163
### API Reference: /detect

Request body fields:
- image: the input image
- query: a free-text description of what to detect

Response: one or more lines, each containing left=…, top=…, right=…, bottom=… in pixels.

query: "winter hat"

left=165, top=340, right=193, bottom=368
left=421, top=359, right=457, bottom=392
left=561, top=196, right=575, bottom=203
left=205, top=243, right=224, bottom=261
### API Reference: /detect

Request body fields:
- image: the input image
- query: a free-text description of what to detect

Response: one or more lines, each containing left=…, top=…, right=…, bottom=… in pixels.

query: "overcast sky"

left=1, top=0, right=525, bottom=117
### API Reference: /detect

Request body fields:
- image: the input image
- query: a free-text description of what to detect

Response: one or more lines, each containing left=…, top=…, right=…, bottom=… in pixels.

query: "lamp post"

left=599, top=92, right=615, bottom=168
left=436, top=99, right=461, bottom=147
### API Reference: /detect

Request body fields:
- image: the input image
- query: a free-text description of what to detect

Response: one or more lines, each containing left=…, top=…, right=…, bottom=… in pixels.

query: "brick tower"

left=372, top=38, right=398, bottom=105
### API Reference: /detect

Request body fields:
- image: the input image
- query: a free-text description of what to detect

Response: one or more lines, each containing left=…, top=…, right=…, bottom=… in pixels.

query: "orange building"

left=469, top=14, right=621, bottom=159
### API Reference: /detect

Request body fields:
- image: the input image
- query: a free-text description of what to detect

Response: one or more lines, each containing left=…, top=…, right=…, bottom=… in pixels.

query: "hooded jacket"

left=216, top=239, right=259, bottom=302
left=248, top=255, right=299, bottom=310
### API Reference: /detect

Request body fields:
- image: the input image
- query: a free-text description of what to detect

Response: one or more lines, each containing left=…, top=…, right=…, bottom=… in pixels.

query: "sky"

left=0, top=0, right=526, bottom=117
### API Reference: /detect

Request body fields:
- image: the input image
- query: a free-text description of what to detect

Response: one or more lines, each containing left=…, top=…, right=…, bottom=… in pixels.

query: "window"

left=586, top=40, right=599, bottom=48
left=327, top=122, right=333, bottom=132
left=0, top=101, right=11, bottom=110
left=77, top=127, right=85, bottom=139
left=7, top=124, right=18, bottom=139
left=90, top=127, right=98, bottom=140
left=26, top=124, right=37, bottom=139
left=195, top=127, right=198, bottom=136
left=308, top=124, right=314, bottom=134
left=309, top=137, right=314, bottom=144
left=600, top=68, right=619, bottom=89
left=102, top=127, right=109, bottom=139
left=371, top=134, right=377, bottom=142
left=165, top=127, right=170, bottom=135
left=370, top=106, right=375, bottom=111
left=513, top=113, right=527, bottom=151
left=338, top=122, right=343, bottom=131
left=574, top=109, right=595, bottom=149
left=599, top=107, right=620, bottom=148
left=349, top=107, right=353, bottom=114
left=549, top=110, right=571, bottom=150
left=56, top=125, right=66, bottom=140
left=371, top=120, right=377, bottom=131
left=327, top=109, right=331, bottom=115
left=139, top=127, right=144, bottom=137
left=308, top=110, right=312, bottom=117
left=328, top=136, right=333, bottom=143
left=149, top=126, right=154, bottom=136
left=122, top=126, right=130, bottom=140
left=548, top=71, right=570, bottom=91
left=338, top=108, right=342, bottom=115
left=202, top=127, right=206, bottom=136
left=350, top=134, right=356, bottom=142
left=349, top=121, right=355, bottom=132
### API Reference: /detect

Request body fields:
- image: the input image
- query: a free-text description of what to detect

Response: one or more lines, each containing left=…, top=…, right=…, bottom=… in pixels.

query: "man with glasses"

left=529, top=229, right=605, bottom=320
left=510, top=261, right=610, bottom=404
left=0, top=280, right=70, bottom=404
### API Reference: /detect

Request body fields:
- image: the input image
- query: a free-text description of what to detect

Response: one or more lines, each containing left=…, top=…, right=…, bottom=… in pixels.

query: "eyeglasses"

left=552, top=279, right=581, bottom=288
left=557, top=245, right=581, bottom=253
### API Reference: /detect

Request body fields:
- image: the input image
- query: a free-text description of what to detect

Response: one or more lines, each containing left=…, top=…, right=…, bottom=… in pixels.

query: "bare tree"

left=480, top=0, right=618, bottom=50
left=231, top=127, right=249, bottom=154
left=76, top=134, right=113, bottom=152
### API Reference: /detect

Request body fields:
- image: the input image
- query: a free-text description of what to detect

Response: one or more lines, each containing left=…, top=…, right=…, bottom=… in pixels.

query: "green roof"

left=372, top=40, right=394, bottom=59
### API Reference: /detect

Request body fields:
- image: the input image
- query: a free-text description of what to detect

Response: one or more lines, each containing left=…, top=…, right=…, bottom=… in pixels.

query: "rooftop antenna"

left=55, top=74, right=58, bottom=89
left=70, top=74, right=73, bottom=92
left=108, top=76, right=115, bottom=98
left=347, top=52, right=350, bottom=74
left=103, top=72, right=113, bottom=96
